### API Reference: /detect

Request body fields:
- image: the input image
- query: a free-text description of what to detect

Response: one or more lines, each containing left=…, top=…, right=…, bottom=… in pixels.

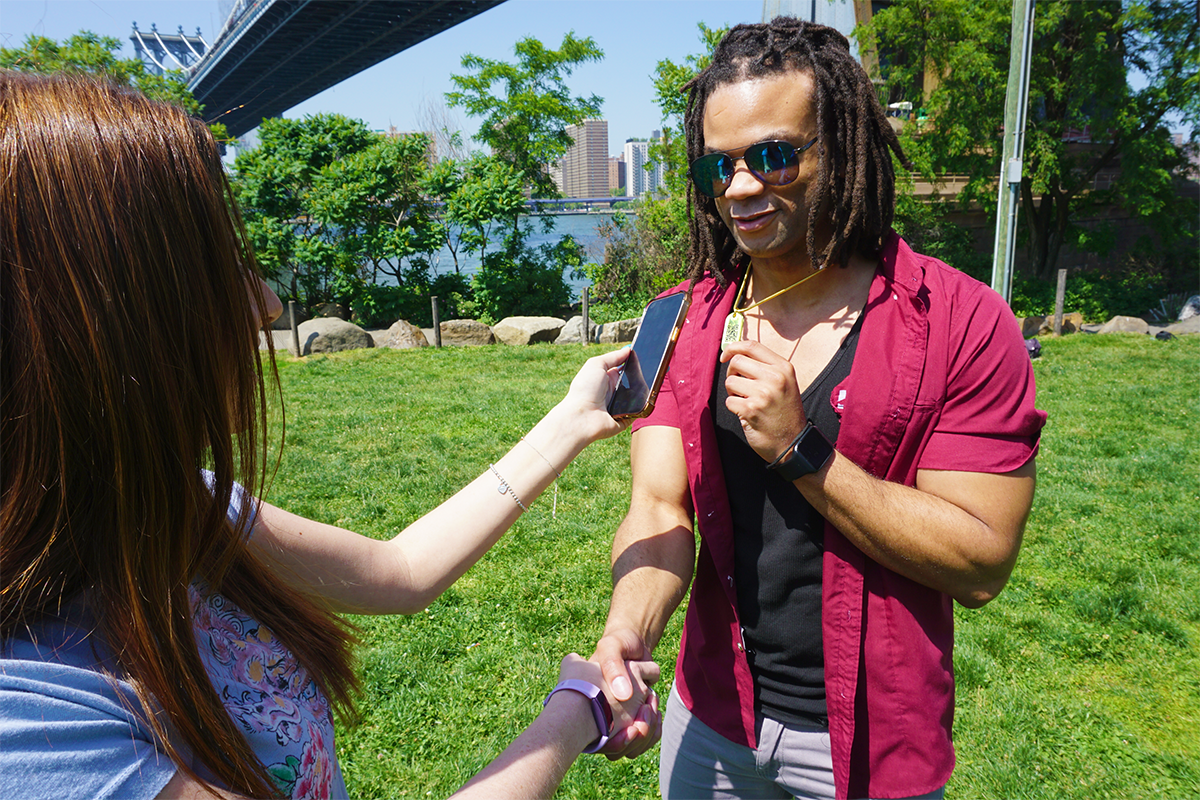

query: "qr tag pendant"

left=721, top=312, right=745, bottom=352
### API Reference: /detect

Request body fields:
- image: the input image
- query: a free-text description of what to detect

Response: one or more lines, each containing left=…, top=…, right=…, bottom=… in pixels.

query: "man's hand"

left=720, top=339, right=806, bottom=463
left=591, top=628, right=660, bottom=759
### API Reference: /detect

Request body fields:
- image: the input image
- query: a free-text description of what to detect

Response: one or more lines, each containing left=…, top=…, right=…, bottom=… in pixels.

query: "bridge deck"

left=189, top=0, right=504, bottom=138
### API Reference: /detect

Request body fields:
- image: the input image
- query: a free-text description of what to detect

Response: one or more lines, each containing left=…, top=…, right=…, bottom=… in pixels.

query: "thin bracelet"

left=520, top=438, right=561, bottom=518
left=520, top=438, right=561, bottom=520
left=520, top=437, right=562, bottom=478
left=489, top=464, right=527, bottom=512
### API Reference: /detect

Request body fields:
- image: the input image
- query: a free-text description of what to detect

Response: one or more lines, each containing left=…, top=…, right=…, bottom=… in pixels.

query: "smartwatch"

left=767, top=421, right=834, bottom=482
left=544, top=679, right=613, bottom=753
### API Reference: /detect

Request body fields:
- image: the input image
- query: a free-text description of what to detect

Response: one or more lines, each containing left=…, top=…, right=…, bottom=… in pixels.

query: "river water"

left=423, top=211, right=620, bottom=300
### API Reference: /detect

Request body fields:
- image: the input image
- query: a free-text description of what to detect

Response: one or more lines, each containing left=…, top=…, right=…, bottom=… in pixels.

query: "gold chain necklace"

left=721, top=265, right=823, bottom=352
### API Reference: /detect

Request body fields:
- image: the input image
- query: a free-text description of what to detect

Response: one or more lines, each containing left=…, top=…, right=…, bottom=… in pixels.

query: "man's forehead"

left=701, top=73, right=816, bottom=150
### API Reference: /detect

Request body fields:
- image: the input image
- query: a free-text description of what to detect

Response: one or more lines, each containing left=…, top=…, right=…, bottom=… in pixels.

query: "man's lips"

left=731, top=208, right=776, bottom=232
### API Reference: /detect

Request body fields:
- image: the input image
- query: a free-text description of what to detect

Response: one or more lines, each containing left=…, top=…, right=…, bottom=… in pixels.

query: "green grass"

left=263, top=334, right=1199, bottom=798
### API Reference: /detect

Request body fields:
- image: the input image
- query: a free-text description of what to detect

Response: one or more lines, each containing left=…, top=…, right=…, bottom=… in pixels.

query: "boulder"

left=314, top=302, right=350, bottom=321
left=1020, top=316, right=1045, bottom=339
left=1058, top=312, right=1085, bottom=334
left=493, top=316, right=567, bottom=346
left=554, top=315, right=602, bottom=344
left=1097, top=315, right=1150, bottom=335
left=271, top=303, right=310, bottom=331
left=297, top=317, right=374, bottom=354
left=1033, top=311, right=1085, bottom=335
left=597, top=317, right=640, bottom=344
left=381, top=319, right=429, bottom=349
left=438, top=319, right=496, bottom=347
left=1165, top=315, right=1200, bottom=335
left=1178, top=295, right=1200, bottom=321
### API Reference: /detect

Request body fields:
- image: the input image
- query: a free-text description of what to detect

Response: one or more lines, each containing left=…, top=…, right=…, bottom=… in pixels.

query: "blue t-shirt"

left=0, top=484, right=347, bottom=799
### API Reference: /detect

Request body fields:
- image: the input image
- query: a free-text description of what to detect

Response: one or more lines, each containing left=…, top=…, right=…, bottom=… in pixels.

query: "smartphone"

left=608, top=290, right=691, bottom=420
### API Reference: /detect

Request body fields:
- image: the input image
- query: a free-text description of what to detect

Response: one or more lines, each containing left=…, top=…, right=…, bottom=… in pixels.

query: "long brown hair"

left=1, top=71, right=357, bottom=797
left=683, top=17, right=911, bottom=285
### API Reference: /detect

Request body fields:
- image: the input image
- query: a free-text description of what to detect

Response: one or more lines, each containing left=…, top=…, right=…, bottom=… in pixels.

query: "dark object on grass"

left=1155, top=330, right=1175, bottom=341
left=1025, top=338, right=1041, bottom=359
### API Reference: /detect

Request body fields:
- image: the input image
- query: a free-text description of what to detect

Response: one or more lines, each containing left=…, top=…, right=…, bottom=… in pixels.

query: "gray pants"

left=660, top=686, right=945, bottom=800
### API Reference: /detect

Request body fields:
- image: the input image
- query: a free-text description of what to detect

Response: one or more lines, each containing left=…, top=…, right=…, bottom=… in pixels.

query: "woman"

left=0, top=71, right=658, bottom=799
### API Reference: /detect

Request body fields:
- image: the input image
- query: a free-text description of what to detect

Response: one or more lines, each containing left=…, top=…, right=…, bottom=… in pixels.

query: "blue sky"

left=1, top=0, right=766, bottom=154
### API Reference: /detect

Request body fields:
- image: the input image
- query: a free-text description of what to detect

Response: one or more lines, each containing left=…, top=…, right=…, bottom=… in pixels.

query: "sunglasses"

left=689, top=137, right=818, bottom=198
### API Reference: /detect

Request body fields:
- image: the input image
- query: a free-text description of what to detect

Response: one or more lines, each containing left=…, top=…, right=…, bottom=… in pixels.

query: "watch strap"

left=767, top=421, right=834, bottom=482
left=544, top=679, right=612, bottom=753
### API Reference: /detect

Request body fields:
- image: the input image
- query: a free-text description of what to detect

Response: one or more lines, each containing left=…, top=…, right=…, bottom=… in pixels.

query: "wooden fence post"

left=582, top=287, right=590, bottom=346
left=289, top=300, right=301, bottom=357
left=431, top=296, right=442, bottom=348
left=1054, top=268, right=1067, bottom=336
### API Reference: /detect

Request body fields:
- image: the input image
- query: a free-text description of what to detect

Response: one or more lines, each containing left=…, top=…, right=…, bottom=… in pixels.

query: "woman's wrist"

left=540, top=688, right=603, bottom=755
left=529, top=402, right=596, bottom=462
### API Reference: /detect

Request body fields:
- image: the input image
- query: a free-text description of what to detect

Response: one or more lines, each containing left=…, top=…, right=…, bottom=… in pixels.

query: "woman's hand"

left=556, top=653, right=661, bottom=759
left=552, top=348, right=633, bottom=444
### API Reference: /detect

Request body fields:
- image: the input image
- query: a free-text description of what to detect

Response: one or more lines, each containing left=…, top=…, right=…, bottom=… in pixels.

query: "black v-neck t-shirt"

left=712, top=313, right=862, bottom=728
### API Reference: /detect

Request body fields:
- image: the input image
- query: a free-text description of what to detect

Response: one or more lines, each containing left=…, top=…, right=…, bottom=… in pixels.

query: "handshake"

left=556, top=642, right=662, bottom=762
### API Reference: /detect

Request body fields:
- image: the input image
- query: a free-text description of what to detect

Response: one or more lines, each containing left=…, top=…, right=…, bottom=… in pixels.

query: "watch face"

left=773, top=423, right=834, bottom=481
left=794, top=425, right=833, bottom=472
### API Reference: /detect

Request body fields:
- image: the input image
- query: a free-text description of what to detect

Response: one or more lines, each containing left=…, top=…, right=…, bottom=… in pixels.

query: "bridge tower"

left=130, top=23, right=208, bottom=76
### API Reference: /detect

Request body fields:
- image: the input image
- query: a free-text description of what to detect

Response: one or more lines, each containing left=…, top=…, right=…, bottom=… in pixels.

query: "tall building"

left=623, top=134, right=665, bottom=198
left=609, top=156, right=625, bottom=195
left=560, top=119, right=610, bottom=198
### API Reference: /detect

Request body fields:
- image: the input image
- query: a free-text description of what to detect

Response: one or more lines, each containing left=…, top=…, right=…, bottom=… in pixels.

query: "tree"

left=0, top=30, right=227, bottom=141
left=587, top=24, right=725, bottom=320
left=857, top=0, right=1199, bottom=282
left=422, top=154, right=528, bottom=273
left=446, top=33, right=604, bottom=198
left=233, top=114, right=445, bottom=324
left=650, top=22, right=728, bottom=197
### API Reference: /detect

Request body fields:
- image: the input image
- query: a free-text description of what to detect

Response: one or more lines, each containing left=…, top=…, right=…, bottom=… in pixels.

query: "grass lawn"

left=263, top=333, right=1198, bottom=798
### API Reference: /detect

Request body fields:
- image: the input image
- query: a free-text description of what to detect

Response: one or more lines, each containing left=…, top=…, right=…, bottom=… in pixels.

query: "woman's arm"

left=247, top=349, right=630, bottom=614
left=451, top=655, right=660, bottom=799
left=156, top=655, right=659, bottom=800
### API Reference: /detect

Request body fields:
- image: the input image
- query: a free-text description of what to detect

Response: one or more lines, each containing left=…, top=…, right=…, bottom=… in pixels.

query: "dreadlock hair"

left=683, top=17, right=910, bottom=285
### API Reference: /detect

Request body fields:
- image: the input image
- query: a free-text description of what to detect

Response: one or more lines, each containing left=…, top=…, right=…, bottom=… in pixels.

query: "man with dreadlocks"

left=591, top=18, right=1045, bottom=800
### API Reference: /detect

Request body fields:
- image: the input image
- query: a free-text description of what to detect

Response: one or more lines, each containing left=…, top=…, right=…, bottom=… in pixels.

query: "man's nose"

left=723, top=159, right=765, bottom=200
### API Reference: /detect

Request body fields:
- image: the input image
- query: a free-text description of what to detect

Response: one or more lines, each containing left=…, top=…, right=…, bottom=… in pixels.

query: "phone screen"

left=607, top=291, right=690, bottom=419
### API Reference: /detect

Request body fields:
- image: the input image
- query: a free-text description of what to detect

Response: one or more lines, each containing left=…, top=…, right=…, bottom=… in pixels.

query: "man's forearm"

left=605, top=519, right=695, bottom=652
left=797, top=454, right=1036, bottom=607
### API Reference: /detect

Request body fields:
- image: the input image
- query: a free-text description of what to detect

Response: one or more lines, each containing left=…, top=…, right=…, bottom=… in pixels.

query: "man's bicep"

left=916, top=460, right=1036, bottom=603
left=613, top=425, right=695, bottom=574
left=627, top=425, right=694, bottom=525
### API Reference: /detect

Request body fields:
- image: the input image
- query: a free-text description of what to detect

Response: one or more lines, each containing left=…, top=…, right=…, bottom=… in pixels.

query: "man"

left=593, top=18, right=1046, bottom=800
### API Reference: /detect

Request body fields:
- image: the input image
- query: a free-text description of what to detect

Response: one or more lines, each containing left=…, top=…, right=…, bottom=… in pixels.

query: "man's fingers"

left=597, top=649, right=634, bottom=701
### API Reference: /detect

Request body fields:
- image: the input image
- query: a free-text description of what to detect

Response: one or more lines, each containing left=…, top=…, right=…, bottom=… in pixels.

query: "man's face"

left=702, top=71, right=820, bottom=267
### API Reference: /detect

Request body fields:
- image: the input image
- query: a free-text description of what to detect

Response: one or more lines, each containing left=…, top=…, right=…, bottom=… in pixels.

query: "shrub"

left=469, top=230, right=575, bottom=324
left=587, top=197, right=688, bottom=323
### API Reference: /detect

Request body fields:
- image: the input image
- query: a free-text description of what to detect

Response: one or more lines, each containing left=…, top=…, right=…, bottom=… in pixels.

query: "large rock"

left=381, top=319, right=429, bottom=349
left=297, top=317, right=374, bottom=354
left=555, top=315, right=602, bottom=344
left=1178, top=295, right=1200, bottom=321
left=1097, top=315, right=1150, bottom=335
left=1021, top=312, right=1085, bottom=336
left=1020, top=316, right=1046, bottom=338
left=314, top=302, right=350, bottom=321
left=493, top=316, right=566, bottom=346
left=438, top=319, right=496, bottom=347
left=597, top=317, right=640, bottom=344
left=1166, top=315, right=1200, bottom=335
left=271, top=303, right=310, bottom=331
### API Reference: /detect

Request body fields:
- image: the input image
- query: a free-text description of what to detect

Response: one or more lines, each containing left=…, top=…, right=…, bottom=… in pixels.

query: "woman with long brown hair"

left=0, top=71, right=657, bottom=799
